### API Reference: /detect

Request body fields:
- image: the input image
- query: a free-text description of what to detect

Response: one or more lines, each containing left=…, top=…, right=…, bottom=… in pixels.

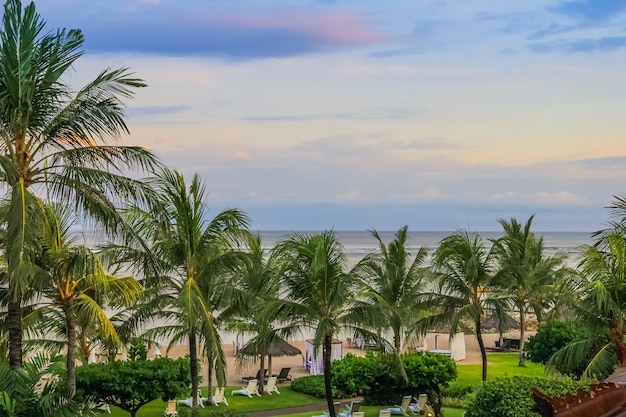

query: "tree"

left=0, top=354, right=84, bottom=417
left=493, top=215, right=566, bottom=366
left=76, top=357, right=191, bottom=417
left=0, top=0, right=157, bottom=372
left=32, top=203, right=142, bottom=394
left=272, top=231, right=361, bottom=417
left=549, top=230, right=626, bottom=379
left=119, top=168, right=249, bottom=408
left=420, top=229, right=499, bottom=382
left=352, top=226, right=430, bottom=353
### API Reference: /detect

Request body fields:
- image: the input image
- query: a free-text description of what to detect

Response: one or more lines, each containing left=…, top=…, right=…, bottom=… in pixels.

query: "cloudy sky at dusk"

left=35, top=0, right=626, bottom=231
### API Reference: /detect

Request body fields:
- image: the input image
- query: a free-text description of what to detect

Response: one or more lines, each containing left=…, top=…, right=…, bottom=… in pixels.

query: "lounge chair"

left=265, top=376, right=280, bottom=395
left=163, top=399, right=178, bottom=416
left=384, top=395, right=414, bottom=416
left=379, top=411, right=391, bottom=417
left=242, top=369, right=267, bottom=383
left=231, top=379, right=261, bottom=398
left=409, top=394, right=428, bottom=413
left=312, top=401, right=341, bottom=417
left=178, top=390, right=205, bottom=408
left=339, top=400, right=361, bottom=417
left=210, top=387, right=229, bottom=406
left=272, top=367, right=292, bottom=383
left=352, top=413, right=365, bottom=417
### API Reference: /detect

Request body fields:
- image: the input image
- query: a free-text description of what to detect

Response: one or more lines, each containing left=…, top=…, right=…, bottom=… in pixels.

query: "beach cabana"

left=304, top=339, right=343, bottom=375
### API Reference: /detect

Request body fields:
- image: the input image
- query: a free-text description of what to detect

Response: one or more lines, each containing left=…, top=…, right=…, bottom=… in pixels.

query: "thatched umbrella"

left=481, top=312, right=519, bottom=331
left=237, top=338, right=302, bottom=387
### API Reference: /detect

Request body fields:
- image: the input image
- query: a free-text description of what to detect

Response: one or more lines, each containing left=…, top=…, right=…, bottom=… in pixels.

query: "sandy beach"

left=157, top=332, right=529, bottom=386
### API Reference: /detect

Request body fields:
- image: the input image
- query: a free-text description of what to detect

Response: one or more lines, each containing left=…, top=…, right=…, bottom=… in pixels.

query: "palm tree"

left=492, top=216, right=566, bottom=366
left=119, top=168, right=250, bottom=408
left=32, top=203, right=142, bottom=394
left=0, top=0, right=157, bottom=371
left=549, top=230, right=626, bottom=379
left=420, top=229, right=499, bottom=382
left=272, top=231, right=361, bottom=417
left=352, top=226, right=430, bottom=353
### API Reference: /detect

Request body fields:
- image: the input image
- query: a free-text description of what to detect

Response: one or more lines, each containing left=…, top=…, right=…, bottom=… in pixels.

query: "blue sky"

left=35, top=0, right=626, bottom=231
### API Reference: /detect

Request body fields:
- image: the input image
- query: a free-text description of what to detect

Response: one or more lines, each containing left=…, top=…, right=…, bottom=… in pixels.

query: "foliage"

left=526, top=319, right=596, bottom=377
left=465, top=376, right=589, bottom=417
left=177, top=408, right=248, bottom=417
left=75, top=357, right=191, bottom=417
left=128, top=338, right=148, bottom=361
left=290, top=375, right=333, bottom=399
left=0, top=354, right=84, bottom=417
left=332, top=351, right=457, bottom=414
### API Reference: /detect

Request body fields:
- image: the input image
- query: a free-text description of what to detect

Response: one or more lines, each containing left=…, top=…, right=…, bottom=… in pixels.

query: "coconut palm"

left=492, top=216, right=566, bottom=366
left=549, top=230, right=626, bottom=379
left=419, top=229, right=499, bottom=382
left=352, top=226, right=430, bottom=353
left=31, top=203, right=142, bottom=394
left=0, top=0, right=157, bottom=371
left=272, top=231, right=362, bottom=417
left=119, top=168, right=250, bottom=408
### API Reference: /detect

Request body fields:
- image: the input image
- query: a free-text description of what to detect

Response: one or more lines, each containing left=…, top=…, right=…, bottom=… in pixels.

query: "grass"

left=107, top=353, right=544, bottom=417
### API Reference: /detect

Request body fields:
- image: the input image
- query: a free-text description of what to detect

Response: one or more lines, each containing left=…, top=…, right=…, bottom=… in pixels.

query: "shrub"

left=465, top=376, right=590, bottom=417
left=526, top=320, right=586, bottom=365
left=291, top=375, right=339, bottom=398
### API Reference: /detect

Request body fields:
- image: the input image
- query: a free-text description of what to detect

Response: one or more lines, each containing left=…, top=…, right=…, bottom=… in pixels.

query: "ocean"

left=258, top=230, right=594, bottom=267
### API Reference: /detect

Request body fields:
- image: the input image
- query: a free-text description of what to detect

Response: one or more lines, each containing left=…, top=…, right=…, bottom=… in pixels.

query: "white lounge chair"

left=312, top=401, right=341, bottom=417
left=177, top=390, right=205, bottom=408
left=265, top=376, right=280, bottom=395
left=352, top=413, right=365, bottom=417
left=208, top=387, right=229, bottom=406
left=339, top=400, right=361, bottom=417
left=384, top=395, right=414, bottom=416
left=231, top=379, right=261, bottom=398
left=409, top=394, right=428, bottom=414
left=163, top=399, right=178, bottom=416
left=379, top=410, right=391, bottom=417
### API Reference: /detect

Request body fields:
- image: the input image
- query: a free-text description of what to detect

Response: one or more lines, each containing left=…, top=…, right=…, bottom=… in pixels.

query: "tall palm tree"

left=33, top=203, right=142, bottom=394
left=352, top=226, right=430, bottom=353
left=492, top=216, right=566, bottom=366
left=0, top=0, right=157, bottom=371
left=119, top=168, right=250, bottom=408
left=419, top=229, right=499, bottom=382
left=549, top=230, right=626, bottom=379
left=272, top=231, right=362, bottom=417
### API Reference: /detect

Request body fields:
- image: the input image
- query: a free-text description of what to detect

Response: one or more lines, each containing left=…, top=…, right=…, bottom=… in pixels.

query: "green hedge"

left=465, top=376, right=590, bottom=417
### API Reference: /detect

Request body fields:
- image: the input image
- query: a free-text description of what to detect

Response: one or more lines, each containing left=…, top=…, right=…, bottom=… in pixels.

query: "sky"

left=33, top=0, right=626, bottom=232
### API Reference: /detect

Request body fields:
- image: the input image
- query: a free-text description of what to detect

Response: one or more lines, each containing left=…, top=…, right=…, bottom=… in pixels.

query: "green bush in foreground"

left=465, top=376, right=590, bottom=417
left=292, top=375, right=339, bottom=398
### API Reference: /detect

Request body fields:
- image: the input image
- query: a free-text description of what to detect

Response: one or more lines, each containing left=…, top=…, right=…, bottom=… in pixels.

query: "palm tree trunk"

left=8, top=298, right=23, bottom=371
left=65, top=309, right=77, bottom=396
left=259, top=354, right=267, bottom=395
left=476, top=320, right=487, bottom=381
left=189, top=332, right=199, bottom=407
left=323, top=334, right=336, bottom=417
left=207, top=350, right=214, bottom=404
left=518, top=309, right=526, bottom=367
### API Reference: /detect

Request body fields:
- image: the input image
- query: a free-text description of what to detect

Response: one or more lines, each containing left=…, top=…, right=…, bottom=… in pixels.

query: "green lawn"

left=107, top=353, right=542, bottom=417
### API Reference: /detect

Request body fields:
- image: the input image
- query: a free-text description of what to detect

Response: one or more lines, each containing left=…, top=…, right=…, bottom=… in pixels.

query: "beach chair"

left=352, top=413, right=365, bottom=417
left=339, top=400, right=361, bottom=417
left=178, top=389, right=205, bottom=408
left=409, top=394, right=428, bottom=413
left=231, top=379, right=261, bottom=398
left=272, top=367, right=292, bottom=383
left=242, top=368, right=267, bottom=383
left=163, top=399, right=178, bottom=416
left=210, top=387, right=229, bottom=406
left=379, top=410, right=392, bottom=417
left=384, top=395, right=414, bottom=416
left=312, top=401, right=341, bottom=417
left=265, top=376, right=280, bottom=395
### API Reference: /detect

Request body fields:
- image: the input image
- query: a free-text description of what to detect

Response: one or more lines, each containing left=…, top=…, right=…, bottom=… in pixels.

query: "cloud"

left=530, top=36, right=626, bottom=53
left=548, top=0, right=626, bottom=24
left=51, top=4, right=389, bottom=59
left=126, top=105, right=189, bottom=117
left=243, top=107, right=424, bottom=122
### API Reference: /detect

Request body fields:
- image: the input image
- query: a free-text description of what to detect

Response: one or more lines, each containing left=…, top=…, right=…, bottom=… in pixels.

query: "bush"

left=526, top=320, right=586, bottom=365
left=465, top=376, right=590, bottom=417
left=291, top=375, right=339, bottom=398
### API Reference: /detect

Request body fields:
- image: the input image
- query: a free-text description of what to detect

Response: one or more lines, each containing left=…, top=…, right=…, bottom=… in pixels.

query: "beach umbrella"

left=238, top=338, right=302, bottom=358
left=481, top=312, right=519, bottom=330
